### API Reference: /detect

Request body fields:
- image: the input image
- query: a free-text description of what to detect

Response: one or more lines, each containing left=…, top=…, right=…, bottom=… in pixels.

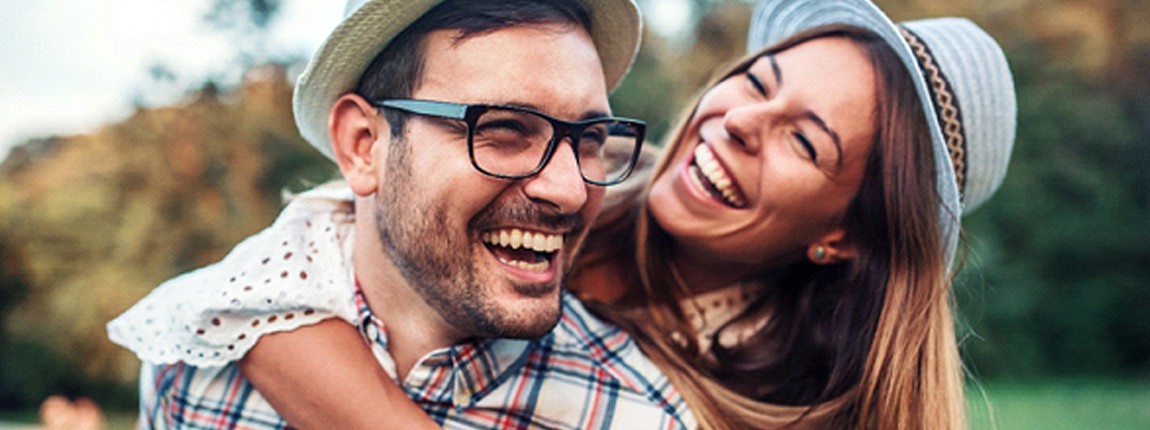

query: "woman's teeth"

left=692, top=145, right=747, bottom=207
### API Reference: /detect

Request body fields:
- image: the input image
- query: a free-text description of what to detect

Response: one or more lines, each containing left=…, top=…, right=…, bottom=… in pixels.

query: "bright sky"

left=0, top=0, right=693, bottom=161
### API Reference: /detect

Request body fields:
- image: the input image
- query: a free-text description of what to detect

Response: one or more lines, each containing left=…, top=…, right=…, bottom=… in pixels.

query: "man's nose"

left=521, top=139, right=589, bottom=214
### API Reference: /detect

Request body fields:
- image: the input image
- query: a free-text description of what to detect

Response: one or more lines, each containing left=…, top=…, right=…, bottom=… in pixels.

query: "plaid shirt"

left=139, top=287, right=695, bottom=429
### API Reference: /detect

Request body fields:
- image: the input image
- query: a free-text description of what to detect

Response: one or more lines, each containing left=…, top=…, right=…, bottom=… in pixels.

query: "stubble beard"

left=373, top=138, right=562, bottom=340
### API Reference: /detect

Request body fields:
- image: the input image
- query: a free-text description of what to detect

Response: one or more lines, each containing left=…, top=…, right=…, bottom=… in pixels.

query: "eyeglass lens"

left=471, top=107, right=640, bottom=184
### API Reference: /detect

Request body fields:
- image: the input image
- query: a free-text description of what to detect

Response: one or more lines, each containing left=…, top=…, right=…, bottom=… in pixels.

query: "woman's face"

left=648, top=36, right=879, bottom=273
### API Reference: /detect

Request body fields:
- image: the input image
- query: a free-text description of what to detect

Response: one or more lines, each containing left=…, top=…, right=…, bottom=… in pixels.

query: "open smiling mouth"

left=689, top=144, right=747, bottom=208
left=481, top=228, right=563, bottom=273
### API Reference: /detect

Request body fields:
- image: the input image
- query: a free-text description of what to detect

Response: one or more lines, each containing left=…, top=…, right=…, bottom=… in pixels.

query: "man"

left=108, top=0, right=693, bottom=428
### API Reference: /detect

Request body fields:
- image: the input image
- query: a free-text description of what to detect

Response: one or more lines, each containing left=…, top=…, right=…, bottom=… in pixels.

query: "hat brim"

left=293, top=0, right=641, bottom=163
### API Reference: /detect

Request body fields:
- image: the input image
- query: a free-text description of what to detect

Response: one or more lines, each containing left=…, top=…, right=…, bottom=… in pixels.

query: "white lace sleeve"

left=107, top=186, right=360, bottom=367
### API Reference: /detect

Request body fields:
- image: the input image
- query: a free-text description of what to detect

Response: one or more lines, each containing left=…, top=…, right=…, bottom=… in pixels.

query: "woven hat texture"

left=294, top=0, right=642, bottom=162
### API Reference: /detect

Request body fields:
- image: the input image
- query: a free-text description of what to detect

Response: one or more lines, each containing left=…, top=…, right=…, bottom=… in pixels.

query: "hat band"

left=898, top=26, right=968, bottom=200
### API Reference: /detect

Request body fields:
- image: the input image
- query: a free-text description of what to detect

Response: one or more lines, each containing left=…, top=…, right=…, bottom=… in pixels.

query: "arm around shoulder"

left=239, top=318, right=442, bottom=430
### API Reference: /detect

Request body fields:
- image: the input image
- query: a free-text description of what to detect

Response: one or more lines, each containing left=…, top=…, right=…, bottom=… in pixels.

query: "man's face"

left=374, top=23, right=609, bottom=340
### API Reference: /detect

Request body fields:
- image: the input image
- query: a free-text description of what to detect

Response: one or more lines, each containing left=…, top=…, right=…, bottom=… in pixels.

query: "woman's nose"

left=721, top=104, right=766, bottom=154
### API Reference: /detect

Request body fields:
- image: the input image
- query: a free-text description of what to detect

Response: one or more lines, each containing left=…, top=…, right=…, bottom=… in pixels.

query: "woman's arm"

left=239, top=318, right=441, bottom=430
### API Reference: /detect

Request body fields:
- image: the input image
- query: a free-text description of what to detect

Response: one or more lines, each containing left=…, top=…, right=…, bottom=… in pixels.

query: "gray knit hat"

left=294, top=0, right=642, bottom=162
left=747, top=0, right=1017, bottom=264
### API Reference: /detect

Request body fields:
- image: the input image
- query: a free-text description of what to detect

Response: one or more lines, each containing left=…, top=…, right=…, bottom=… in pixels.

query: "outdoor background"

left=1, top=0, right=1148, bottom=428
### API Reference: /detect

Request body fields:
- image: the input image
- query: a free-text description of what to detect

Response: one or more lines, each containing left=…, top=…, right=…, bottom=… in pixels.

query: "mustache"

left=470, top=201, right=582, bottom=233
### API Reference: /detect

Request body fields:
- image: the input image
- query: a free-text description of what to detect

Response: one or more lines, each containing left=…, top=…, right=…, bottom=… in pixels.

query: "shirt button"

left=456, top=390, right=471, bottom=406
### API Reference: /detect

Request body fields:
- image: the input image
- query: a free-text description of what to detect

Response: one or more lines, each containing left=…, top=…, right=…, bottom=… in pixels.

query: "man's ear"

left=330, top=94, right=386, bottom=196
left=806, top=227, right=859, bottom=265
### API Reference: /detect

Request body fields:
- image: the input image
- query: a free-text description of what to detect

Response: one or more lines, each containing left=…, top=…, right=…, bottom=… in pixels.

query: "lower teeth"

left=499, top=257, right=549, bottom=272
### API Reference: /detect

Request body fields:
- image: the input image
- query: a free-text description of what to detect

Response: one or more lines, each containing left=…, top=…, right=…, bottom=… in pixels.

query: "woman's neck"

left=669, top=247, right=781, bottom=297
left=567, top=256, right=638, bottom=304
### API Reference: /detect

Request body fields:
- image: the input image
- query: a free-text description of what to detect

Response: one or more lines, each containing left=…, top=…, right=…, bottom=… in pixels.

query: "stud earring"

left=814, top=246, right=827, bottom=261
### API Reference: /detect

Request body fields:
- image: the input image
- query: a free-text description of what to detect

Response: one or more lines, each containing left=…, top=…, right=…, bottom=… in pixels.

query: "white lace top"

left=675, top=283, right=767, bottom=356
left=106, top=185, right=362, bottom=368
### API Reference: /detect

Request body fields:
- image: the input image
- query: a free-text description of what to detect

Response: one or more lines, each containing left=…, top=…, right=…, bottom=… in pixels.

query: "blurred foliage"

left=1, top=0, right=1148, bottom=414
left=205, top=0, right=282, bottom=31
left=616, top=0, right=753, bottom=144
left=0, top=65, right=336, bottom=410
left=948, top=0, right=1150, bottom=379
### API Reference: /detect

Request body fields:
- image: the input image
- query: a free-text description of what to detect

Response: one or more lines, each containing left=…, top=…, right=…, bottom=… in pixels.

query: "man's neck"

left=352, top=202, right=461, bottom=380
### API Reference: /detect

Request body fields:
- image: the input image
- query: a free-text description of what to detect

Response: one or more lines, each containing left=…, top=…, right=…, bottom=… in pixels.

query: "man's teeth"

left=481, top=229, right=562, bottom=273
left=482, top=228, right=564, bottom=252
left=504, top=259, right=549, bottom=272
left=693, top=145, right=746, bottom=207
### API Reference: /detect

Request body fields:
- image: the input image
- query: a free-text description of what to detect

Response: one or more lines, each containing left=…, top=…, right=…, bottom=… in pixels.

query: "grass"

left=101, top=414, right=138, bottom=430
left=0, top=410, right=136, bottom=430
left=968, top=378, right=1150, bottom=429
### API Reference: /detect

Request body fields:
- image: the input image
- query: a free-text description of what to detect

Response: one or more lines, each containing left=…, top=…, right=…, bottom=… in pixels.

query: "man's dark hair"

left=355, top=0, right=594, bottom=137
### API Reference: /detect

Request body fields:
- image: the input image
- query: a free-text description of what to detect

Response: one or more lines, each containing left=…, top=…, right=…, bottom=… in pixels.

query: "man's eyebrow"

left=581, top=110, right=612, bottom=121
left=501, top=101, right=610, bottom=121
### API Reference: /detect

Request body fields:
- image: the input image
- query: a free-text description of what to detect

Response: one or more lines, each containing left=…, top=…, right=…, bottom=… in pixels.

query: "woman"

left=115, top=0, right=1016, bottom=428
left=566, top=1, right=1016, bottom=427
left=573, top=24, right=1004, bottom=430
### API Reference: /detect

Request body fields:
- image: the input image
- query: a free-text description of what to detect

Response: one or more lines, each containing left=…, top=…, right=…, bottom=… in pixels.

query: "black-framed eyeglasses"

left=371, top=99, right=645, bottom=186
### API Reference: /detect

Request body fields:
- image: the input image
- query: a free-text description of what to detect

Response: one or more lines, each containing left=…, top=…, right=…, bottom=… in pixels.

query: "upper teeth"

left=693, top=145, right=746, bottom=207
left=482, top=228, right=564, bottom=253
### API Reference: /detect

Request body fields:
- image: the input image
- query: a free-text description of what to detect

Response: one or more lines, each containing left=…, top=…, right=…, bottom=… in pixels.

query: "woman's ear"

left=330, top=94, right=386, bottom=196
left=807, top=228, right=859, bottom=265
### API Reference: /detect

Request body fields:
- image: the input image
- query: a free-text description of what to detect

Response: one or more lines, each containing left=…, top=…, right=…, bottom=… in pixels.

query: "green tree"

left=0, top=240, right=31, bottom=408
left=958, top=36, right=1150, bottom=377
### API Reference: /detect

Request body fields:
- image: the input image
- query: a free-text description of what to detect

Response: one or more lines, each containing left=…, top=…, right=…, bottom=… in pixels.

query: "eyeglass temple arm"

left=377, top=99, right=469, bottom=119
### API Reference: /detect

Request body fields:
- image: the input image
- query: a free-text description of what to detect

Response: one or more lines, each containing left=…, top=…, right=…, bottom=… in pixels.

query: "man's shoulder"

left=548, top=292, right=680, bottom=397
left=551, top=291, right=626, bottom=349
left=480, top=291, right=694, bottom=428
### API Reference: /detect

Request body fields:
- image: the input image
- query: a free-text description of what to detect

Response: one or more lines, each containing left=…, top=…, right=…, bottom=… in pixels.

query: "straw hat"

left=747, top=0, right=1017, bottom=264
left=294, top=0, right=642, bottom=162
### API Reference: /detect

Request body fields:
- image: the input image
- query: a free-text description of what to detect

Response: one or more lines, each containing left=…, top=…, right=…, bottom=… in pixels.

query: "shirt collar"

left=352, top=282, right=535, bottom=408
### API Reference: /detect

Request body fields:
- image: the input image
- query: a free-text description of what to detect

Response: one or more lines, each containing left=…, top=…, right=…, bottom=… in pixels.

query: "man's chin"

left=489, top=294, right=563, bottom=339
left=510, top=278, right=562, bottom=298
left=496, top=314, right=562, bottom=339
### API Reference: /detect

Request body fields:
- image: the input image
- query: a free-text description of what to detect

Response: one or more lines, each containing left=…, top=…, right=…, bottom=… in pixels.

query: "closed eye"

left=794, top=132, right=817, bottom=163
left=578, top=126, right=608, bottom=155
left=747, top=72, right=769, bottom=97
left=477, top=119, right=528, bottom=133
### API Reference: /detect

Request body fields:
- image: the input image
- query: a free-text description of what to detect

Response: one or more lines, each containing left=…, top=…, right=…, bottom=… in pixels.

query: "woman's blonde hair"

left=576, top=26, right=965, bottom=429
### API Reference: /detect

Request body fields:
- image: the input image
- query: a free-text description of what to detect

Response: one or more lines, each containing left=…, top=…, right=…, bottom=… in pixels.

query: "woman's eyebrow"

left=768, top=54, right=782, bottom=88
